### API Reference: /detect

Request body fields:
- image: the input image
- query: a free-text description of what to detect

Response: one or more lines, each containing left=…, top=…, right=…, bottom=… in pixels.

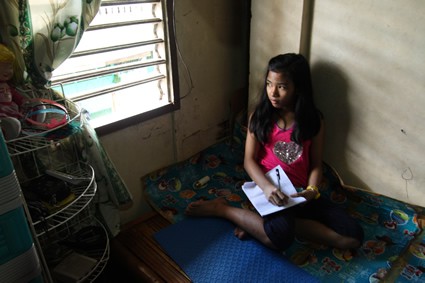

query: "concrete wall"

left=250, top=0, right=425, bottom=206
left=99, top=0, right=250, bottom=224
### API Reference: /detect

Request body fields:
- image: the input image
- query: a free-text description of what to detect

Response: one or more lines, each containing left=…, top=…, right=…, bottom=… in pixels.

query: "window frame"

left=53, top=0, right=180, bottom=136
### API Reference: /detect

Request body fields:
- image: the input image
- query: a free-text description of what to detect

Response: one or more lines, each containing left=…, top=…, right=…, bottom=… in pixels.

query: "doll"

left=0, top=44, right=25, bottom=139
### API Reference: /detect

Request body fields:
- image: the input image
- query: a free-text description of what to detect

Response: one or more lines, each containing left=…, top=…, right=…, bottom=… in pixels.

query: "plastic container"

left=0, top=206, right=35, bottom=265
left=0, top=131, right=13, bottom=178
left=0, top=244, right=42, bottom=283
left=1, top=124, right=44, bottom=282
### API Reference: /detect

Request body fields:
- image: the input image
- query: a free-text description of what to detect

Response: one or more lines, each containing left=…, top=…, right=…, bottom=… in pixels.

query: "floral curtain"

left=0, top=0, right=133, bottom=236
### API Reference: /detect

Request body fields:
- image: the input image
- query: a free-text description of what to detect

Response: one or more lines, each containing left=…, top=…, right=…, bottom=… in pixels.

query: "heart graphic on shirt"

left=273, top=141, right=303, bottom=165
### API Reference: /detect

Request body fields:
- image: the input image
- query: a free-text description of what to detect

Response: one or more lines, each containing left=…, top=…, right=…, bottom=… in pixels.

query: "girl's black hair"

left=249, top=53, right=322, bottom=145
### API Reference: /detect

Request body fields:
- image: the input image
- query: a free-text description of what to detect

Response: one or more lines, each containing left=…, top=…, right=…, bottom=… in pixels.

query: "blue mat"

left=154, top=217, right=319, bottom=283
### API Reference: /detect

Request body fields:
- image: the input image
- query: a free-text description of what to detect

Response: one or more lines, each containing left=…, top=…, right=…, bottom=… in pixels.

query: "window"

left=51, top=0, right=179, bottom=135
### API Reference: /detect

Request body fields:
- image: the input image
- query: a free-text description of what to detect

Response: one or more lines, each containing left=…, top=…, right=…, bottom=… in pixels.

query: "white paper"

left=242, top=165, right=306, bottom=216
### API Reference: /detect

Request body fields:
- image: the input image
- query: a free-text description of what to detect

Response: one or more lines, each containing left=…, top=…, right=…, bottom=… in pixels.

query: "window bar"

left=70, top=39, right=164, bottom=58
left=51, top=59, right=166, bottom=84
left=64, top=74, right=166, bottom=102
left=86, top=18, right=162, bottom=31
left=101, top=0, right=161, bottom=6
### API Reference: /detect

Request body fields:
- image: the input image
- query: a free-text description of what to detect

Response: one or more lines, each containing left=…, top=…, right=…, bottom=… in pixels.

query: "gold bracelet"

left=306, top=185, right=321, bottom=199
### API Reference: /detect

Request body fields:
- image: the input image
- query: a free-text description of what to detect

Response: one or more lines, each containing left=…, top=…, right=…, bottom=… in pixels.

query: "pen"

left=276, top=169, right=281, bottom=192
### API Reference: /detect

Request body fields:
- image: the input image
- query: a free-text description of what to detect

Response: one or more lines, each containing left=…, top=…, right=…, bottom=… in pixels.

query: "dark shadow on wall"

left=181, top=0, right=250, bottom=46
left=311, top=61, right=369, bottom=190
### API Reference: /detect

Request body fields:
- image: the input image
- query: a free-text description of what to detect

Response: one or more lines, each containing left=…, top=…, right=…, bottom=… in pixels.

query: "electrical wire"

left=172, top=0, right=194, bottom=99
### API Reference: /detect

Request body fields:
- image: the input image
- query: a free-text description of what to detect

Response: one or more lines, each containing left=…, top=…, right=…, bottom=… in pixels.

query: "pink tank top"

left=257, top=123, right=311, bottom=187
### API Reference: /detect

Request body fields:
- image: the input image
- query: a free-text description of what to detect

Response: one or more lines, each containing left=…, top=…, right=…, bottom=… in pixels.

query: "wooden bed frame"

left=111, top=211, right=191, bottom=282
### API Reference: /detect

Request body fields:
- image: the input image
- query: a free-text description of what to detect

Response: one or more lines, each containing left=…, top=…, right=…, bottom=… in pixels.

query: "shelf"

left=40, top=215, right=110, bottom=283
left=5, top=99, right=81, bottom=157
left=4, top=97, right=110, bottom=282
left=30, top=163, right=97, bottom=237
left=80, top=218, right=110, bottom=283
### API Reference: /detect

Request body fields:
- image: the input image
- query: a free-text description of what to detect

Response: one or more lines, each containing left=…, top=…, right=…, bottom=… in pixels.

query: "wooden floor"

left=100, top=212, right=191, bottom=283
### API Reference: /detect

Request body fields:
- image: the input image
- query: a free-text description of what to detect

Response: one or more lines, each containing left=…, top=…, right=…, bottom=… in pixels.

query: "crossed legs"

left=185, top=198, right=277, bottom=249
left=185, top=198, right=362, bottom=251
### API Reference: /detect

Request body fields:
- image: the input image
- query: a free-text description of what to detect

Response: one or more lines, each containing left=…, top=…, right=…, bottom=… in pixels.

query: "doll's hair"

left=0, top=44, right=16, bottom=64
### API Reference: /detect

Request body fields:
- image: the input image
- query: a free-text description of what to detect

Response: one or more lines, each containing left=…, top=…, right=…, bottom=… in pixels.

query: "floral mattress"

left=142, top=125, right=425, bottom=282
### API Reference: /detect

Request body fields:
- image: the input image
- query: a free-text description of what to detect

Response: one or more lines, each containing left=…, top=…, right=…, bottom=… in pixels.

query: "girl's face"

left=266, top=71, right=296, bottom=110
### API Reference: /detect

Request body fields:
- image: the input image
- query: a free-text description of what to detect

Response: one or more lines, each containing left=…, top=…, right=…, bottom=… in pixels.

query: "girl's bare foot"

left=185, top=197, right=228, bottom=217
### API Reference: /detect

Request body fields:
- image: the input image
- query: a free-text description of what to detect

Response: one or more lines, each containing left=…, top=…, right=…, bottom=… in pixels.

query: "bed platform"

left=114, top=122, right=425, bottom=282
left=112, top=212, right=190, bottom=282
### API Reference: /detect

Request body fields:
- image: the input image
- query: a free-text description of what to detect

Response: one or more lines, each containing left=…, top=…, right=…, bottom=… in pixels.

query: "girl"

left=186, top=53, right=363, bottom=251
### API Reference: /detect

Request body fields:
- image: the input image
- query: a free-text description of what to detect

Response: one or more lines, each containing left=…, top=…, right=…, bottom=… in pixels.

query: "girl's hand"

left=264, top=186, right=289, bottom=206
left=291, top=189, right=319, bottom=202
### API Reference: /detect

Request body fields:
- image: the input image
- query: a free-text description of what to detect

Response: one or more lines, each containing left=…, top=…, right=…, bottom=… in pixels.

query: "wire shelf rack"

left=31, top=162, right=97, bottom=237
left=4, top=95, right=109, bottom=282
left=38, top=214, right=110, bottom=283
left=6, top=99, right=81, bottom=157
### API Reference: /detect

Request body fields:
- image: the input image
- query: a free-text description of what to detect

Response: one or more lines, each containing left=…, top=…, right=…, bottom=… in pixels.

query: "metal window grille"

left=51, top=0, right=178, bottom=130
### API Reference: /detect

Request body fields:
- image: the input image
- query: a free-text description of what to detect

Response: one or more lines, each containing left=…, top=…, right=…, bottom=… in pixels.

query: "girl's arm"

left=244, top=125, right=289, bottom=206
